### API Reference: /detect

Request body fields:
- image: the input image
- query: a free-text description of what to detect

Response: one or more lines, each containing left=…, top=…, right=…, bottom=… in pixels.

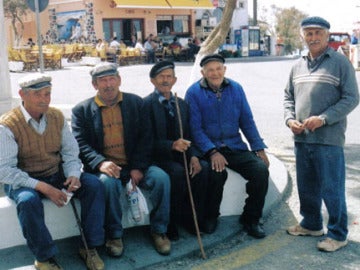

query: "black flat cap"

left=301, top=16, right=330, bottom=30
left=200, top=54, right=225, bottom=67
left=149, top=61, right=175, bottom=78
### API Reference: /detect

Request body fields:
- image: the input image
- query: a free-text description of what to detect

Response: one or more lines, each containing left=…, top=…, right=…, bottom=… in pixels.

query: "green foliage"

left=274, top=7, right=307, bottom=54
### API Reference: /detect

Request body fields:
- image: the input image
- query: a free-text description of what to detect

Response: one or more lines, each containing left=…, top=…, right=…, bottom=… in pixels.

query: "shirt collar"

left=155, top=89, right=175, bottom=104
left=95, top=91, right=123, bottom=107
left=200, top=77, right=230, bottom=92
left=20, top=103, right=46, bottom=123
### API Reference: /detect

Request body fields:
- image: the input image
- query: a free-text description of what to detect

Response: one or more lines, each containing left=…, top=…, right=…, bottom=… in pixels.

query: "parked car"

left=328, top=32, right=350, bottom=51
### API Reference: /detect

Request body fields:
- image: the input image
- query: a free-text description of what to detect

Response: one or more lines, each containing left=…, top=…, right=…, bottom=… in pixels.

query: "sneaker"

left=151, top=232, right=171, bottom=255
left=105, top=238, right=124, bottom=257
left=34, top=257, right=63, bottom=270
left=79, top=248, right=104, bottom=270
left=317, top=237, right=348, bottom=252
left=287, top=224, right=324, bottom=236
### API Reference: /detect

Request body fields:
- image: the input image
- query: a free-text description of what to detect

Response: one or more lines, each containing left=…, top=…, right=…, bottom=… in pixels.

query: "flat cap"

left=18, top=73, right=52, bottom=90
left=301, top=16, right=330, bottom=30
left=90, top=62, right=119, bottom=79
left=200, top=54, right=225, bottom=67
left=149, top=61, right=175, bottom=78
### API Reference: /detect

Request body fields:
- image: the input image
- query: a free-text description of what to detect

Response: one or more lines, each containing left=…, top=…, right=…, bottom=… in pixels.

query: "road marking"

left=192, top=231, right=293, bottom=270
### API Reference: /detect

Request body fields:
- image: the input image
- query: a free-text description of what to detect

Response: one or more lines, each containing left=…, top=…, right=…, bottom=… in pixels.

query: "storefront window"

left=156, top=15, right=190, bottom=35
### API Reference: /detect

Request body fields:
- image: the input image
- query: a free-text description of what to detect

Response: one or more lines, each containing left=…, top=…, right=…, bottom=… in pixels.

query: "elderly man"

left=142, top=61, right=226, bottom=239
left=0, top=73, right=105, bottom=270
left=284, top=16, right=359, bottom=252
left=185, top=54, right=270, bottom=239
left=71, top=62, right=171, bottom=256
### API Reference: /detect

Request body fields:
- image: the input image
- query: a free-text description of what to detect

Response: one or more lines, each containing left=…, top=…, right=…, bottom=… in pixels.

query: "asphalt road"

left=5, top=57, right=360, bottom=270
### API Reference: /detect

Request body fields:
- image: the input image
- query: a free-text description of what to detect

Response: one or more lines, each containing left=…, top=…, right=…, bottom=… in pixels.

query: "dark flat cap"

left=90, top=62, right=119, bottom=79
left=149, top=61, right=175, bottom=78
left=18, top=73, right=52, bottom=90
left=200, top=54, right=225, bottom=67
left=301, top=16, right=330, bottom=30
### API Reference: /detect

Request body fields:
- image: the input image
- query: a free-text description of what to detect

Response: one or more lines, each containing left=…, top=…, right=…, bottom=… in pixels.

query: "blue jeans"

left=98, top=165, right=170, bottom=236
left=295, top=142, right=348, bottom=241
left=5, top=172, right=105, bottom=261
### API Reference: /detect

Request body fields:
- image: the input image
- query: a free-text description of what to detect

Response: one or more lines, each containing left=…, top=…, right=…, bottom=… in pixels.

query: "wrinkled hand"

left=210, top=152, right=228, bottom=172
left=287, top=119, right=305, bottom=135
left=172, top=138, right=191, bottom=152
left=36, top=181, right=67, bottom=207
left=98, top=161, right=121, bottom=178
left=63, top=176, right=81, bottom=192
left=189, top=156, right=202, bottom=178
left=130, top=169, right=144, bottom=186
left=302, top=116, right=324, bottom=132
left=255, top=150, right=270, bottom=168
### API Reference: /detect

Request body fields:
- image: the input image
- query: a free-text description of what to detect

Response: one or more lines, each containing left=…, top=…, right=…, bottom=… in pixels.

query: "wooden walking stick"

left=70, top=199, right=97, bottom=269
left=174, top=93, right=207, bottom=259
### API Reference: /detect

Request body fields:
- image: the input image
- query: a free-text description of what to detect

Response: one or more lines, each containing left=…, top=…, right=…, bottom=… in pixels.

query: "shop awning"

left=113, top=0, right=215, bottom=9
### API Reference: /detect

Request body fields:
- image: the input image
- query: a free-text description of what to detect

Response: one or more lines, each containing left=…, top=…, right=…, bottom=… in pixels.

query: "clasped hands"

left=288, top=116, right=325, bottom=135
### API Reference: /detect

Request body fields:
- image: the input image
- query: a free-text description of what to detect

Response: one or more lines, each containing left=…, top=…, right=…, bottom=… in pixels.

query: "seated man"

left=185, top=54, right=270, bottom=239
left=0, top=73, right=105, bottom=270
left=142, top=61, right=226, bottom=239
left=71, top=62, right=172, bottom=256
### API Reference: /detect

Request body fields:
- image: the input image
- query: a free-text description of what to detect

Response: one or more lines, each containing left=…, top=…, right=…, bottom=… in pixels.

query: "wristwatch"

left=318, top=115, right=326, bottom=126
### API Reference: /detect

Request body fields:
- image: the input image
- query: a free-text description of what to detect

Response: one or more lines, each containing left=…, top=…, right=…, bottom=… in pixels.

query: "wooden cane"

left=174, top=93, right=207, bottom=259
left=70, top=199, right=97, bottom=269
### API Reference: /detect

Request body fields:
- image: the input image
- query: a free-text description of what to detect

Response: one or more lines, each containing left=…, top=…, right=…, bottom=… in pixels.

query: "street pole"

left=34, top=0, right=44, bottom=72
left=0, top=0, right=13, bottom=115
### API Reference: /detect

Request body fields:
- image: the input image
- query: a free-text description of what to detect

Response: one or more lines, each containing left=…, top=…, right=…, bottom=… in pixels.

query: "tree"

left=189, top=0, right=237, bottom=84
left=3, top=0, right=28, bottom=47
left=274, top=6, right=307, bottom=54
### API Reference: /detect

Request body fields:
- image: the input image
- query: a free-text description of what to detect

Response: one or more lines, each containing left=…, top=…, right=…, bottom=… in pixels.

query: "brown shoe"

left=79, top=248, right=104, bottom=270
left=317, top=237, right=348, bottom=252
left=34, top=257, right=63, bottom=270
left=151, top=232, right=171, bottom=255
left=287, top=224, right=324, bottom=236
left=106, top=238, right=124, bottom=257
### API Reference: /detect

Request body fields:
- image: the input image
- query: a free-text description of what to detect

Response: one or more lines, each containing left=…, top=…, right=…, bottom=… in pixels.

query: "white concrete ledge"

left=0, top=154, right=287, bottom=249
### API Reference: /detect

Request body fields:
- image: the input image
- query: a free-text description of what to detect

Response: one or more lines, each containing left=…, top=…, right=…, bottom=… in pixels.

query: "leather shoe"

left=242, top=222, right=266, bottom=239
left=166, top=223, right=179, bottom=241
left=201, top=218, right=218, bottom=234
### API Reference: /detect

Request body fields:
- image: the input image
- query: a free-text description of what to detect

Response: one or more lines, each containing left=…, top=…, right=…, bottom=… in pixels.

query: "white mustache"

left=309, top=40, right=320, bottom=45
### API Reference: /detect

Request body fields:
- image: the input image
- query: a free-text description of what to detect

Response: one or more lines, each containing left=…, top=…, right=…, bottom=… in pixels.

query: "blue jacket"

left=185, top=78, right=266, bottom=155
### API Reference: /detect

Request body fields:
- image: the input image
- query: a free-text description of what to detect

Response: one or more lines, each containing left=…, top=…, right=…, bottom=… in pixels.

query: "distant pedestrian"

left=284, top=16, right=359, bottom=252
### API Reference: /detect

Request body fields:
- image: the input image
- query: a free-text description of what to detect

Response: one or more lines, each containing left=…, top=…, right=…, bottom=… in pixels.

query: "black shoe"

left=166, top=223, right=179, bottom=241
left=242, top=223, right=266, bottom=239
left=202, top=218, right=218, bottom=234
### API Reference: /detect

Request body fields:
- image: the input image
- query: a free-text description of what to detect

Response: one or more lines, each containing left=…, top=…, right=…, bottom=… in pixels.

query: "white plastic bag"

left=125, top=180, right=149, bottom=226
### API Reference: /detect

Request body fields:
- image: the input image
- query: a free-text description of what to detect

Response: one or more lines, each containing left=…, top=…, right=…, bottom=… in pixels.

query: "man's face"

left=19, top=87, right=51, bottom=118
left=302, top=28, right=329, bottom=58
left=151, top=69, right=177, bottom=97
left=92, top=74, right=121, bottom=105
left=201, top=61, right=226, bottom=90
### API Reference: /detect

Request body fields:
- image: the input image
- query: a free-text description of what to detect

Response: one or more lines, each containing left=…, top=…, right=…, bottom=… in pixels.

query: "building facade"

left=5, top=0, right=248, bottom=47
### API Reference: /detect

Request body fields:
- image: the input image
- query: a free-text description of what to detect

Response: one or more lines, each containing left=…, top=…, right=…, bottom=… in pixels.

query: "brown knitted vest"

left=0, top=106, right=64, bottom=178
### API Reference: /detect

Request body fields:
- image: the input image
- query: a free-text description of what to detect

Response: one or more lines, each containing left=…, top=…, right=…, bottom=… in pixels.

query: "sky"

left=248, top=0, right=360, bottom=33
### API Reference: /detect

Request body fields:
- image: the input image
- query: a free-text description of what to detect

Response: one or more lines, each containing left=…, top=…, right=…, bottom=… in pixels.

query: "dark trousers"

left=218, top=148, right=269, bottom=223
left=157, top=158, right=225, bottom=229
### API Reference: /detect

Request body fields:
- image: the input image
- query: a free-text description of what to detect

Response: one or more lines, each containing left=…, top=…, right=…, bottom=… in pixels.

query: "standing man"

left=284, top=16, right=359, bottom=252
left=143, top=61, right=226, bottom=239
left=185, top=54, right=270, bottom=239
left=71, top=62, right=171, bottom=256
left=0, top=73, right=105, bottom=270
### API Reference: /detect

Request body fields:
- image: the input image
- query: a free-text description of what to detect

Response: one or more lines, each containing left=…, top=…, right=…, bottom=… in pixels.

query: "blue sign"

left=26, top=0, right=49, bottom=13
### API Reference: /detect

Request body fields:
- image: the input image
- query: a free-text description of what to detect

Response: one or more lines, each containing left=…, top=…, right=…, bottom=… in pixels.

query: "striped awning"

left=113, top=0, right=215, bottom=9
